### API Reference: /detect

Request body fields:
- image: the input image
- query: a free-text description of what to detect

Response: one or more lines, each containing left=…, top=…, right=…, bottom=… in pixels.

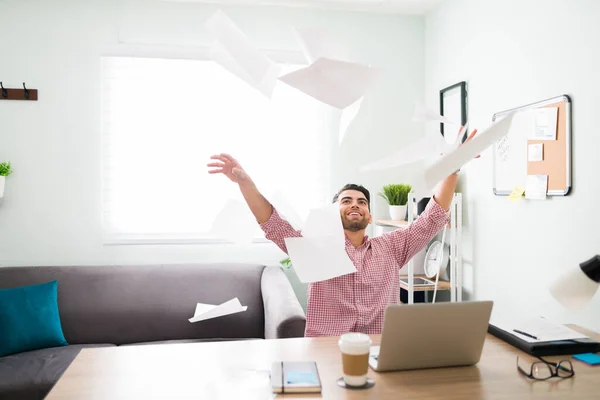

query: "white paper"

left=528, top=143, right=543, bottom=162
left=293, top=27, right=351, bottom=64
left=359, top=130, right=452, bottom=173
left=302, top=203, right=345, bottom=246
left=533, top=107, right=558, bottom=140
left=269, top=190, right=305, bottom=231
left=209, top=41, right=281, bottom=98
left=204, top=10, right=281, bottom=98
left=412, top=101, right=455, bottom=124
left=189, top=298, right=248, bottom=323
left=278, top=58, right=378, bottom=109
left=525, top=174, right=548, bottom=200
left=339, top=97, right=363, bottom=145
left=284, top=235, right=356, bottom=283
left=411, top=113, right=516, bottom=199
left=490, top=316, right=588, bottom=343
left=283, top=203, right=356, bottom=283
left=209, top=199, right=260, bottom=245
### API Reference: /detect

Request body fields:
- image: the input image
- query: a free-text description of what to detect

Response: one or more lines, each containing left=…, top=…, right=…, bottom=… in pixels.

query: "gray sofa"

left=0, top=263, right=306, bottom=400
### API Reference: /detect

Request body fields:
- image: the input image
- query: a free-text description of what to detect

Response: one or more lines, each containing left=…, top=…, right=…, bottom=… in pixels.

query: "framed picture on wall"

left=440, top=81, right=467, bottom=143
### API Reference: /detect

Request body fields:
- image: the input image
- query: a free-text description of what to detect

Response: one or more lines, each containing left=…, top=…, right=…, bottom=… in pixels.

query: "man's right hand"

left=207, top=153, right=251, bottom=184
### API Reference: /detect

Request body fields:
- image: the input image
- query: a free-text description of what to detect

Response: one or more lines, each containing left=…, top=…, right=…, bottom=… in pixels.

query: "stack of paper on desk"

left=490, top=316, right=588, bottom=343
left=189, top=298, right=247, bottom=323
left=284, top=203, right=356, bottom=283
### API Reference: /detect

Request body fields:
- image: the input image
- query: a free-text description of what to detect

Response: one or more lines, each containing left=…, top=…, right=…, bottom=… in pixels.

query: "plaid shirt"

left=260, top=200, right=449, bottom=337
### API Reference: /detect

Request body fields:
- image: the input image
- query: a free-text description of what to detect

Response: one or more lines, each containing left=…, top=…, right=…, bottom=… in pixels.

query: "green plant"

left=0, top=162, right=12, bottom=177
left=378, top=184, right=412, bottom=206
left=280, top=257, right=292, bottom=269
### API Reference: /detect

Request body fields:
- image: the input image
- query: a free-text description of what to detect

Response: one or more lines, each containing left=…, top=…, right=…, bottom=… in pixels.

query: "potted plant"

left=0, top=161, right=12, bottom=199
left=379, top=184, right=412, bottom=220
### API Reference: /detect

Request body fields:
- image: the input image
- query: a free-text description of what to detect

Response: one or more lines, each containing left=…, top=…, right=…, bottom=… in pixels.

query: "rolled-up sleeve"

left=260, top=208, right=302, bottom=254
left=381, top=198, right=450, bottom=268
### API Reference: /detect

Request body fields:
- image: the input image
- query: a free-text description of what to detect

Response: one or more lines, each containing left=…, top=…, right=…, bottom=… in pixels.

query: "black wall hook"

left=0, top=82, right=6, bottom=99
left=23, top=83, right=29, bottom=99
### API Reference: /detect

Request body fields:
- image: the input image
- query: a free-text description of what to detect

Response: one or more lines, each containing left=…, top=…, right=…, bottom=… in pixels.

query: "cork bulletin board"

left=492, top=94, right=572, bottom=196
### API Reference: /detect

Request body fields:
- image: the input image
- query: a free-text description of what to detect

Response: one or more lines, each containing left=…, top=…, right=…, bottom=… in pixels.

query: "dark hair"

left=332, top=184, right=371, bottom=211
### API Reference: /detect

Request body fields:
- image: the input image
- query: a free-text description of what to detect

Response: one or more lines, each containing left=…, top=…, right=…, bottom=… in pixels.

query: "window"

left=101, top=56, right=332, bottom=244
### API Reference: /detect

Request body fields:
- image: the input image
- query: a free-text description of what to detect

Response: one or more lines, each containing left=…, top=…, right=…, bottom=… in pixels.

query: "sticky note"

left=528, top=143, right=543, bottom=162
left=573, top=353, right=600, bottom=365
left=509, top=186, right=525, bottom=202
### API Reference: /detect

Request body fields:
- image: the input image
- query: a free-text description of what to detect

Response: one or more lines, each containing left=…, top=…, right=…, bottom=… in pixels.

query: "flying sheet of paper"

left=533, top=107, right=558, bottom=140
left=302, top=203, right=345, bottom=244
left=283, top=203, right=356, bottom=283
left=209, top=198, right=259, bottom=245
left=412, top=101, right=455, bottom=124
left=339, top=97, right=363, bottom=145
left=189, top=298, right=248, bottom=323
left=508, top=186, right=525, bottom=202
left=490, top=316, right=588, bottom=343
left=293, top=27, right=351, bottom=64
left=528, top=143, right=543, bottom=162
left=270, top=190, right=305, bottom=231
left=284, top=235, right=356, bottom=283
left=411, top=113, right=516, bottom=199
left=204, top=10, right=281, bottom=98
left=359, top=130, right=453, bottom=173
left=525, top=174, right=548, bottom=200
left=278, top=58, right=378, bottom=109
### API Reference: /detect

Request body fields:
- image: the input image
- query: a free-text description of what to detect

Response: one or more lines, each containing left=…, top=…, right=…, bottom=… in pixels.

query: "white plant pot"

left=389, top=205, right=406, bottom=220
left=0, top=176, right=5, bottom=198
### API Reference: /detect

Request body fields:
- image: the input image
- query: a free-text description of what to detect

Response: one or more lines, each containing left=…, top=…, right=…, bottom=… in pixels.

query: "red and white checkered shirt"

left=260, top=200, right=449, bottom=337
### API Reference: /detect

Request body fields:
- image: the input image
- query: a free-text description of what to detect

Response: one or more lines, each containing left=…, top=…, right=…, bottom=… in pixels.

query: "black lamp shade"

left=581, top=255, right=600, bottom=283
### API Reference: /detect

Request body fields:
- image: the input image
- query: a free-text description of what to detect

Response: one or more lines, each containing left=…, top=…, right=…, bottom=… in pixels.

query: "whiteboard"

left=492, top=95, right=572, bottom=196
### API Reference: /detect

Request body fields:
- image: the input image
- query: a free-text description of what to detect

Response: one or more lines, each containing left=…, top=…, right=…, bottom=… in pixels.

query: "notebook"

left=270, top=361, right=322, bottom=394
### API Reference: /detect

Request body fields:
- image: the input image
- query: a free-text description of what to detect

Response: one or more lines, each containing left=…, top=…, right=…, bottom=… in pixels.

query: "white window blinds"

left=101, top=56, right=332, bottom=243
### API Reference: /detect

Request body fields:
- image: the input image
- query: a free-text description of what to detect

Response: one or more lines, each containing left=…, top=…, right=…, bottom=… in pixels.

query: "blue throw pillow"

left=0, top=280, right=68, bottom=357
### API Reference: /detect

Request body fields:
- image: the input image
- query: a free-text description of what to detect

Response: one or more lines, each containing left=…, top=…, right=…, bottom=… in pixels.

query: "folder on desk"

left=488, top=318, right=600, bottom=357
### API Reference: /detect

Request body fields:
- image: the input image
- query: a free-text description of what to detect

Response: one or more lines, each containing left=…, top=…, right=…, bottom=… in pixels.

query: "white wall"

left=0, top=0, right=424, bottom=304
left=425, top=0, right=600, bottom=331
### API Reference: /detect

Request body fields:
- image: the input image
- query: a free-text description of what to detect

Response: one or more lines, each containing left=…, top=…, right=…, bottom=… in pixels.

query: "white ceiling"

left=160, top=0, right=446, bottom=15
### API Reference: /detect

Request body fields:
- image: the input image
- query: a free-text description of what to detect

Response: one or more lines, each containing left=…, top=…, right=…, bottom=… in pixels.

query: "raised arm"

left=208, top=153, right=301, bottom=253
left=208, top=153, right=272, bottom=223
left=382, top=127, right=478, bottom=266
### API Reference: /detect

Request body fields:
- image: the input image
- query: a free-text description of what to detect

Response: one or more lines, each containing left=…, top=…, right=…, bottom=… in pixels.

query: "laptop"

left=369, top=301, right=493, bottom=372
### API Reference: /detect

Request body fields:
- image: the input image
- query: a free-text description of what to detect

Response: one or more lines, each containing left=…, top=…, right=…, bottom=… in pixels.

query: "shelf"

left=399, top=275, right=451, bottom=292
left=374, top=219, right=408, bottom=228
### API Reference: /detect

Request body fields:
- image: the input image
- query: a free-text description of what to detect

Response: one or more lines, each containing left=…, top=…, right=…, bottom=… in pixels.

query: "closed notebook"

left=271, top=361, right=322, bottom=394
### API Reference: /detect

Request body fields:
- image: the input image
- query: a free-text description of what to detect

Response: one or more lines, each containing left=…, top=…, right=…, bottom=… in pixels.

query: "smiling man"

left=208, top=133, right=475, bottom=337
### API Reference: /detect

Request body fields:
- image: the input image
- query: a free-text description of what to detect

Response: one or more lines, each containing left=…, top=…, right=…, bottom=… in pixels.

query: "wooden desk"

left=46, top=327, right=600, bottom=399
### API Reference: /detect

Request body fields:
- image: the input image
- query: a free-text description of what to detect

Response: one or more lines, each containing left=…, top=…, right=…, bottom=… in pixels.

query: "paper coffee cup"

left=338, top=333, right=372, bottom=386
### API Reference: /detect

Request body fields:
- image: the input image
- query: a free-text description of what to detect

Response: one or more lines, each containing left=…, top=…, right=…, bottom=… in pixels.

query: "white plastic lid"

left=338, top=333, right=372, bottom=355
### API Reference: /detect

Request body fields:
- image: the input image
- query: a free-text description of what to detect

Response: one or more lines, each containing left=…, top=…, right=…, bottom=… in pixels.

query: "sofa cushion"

left=0, top=281, right=68, bottom=357
left=0, top=344, right=115, bottom=400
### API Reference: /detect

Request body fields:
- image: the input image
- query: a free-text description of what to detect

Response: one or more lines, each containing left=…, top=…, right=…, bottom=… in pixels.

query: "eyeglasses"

left=517, top=356, right=575, bottom=381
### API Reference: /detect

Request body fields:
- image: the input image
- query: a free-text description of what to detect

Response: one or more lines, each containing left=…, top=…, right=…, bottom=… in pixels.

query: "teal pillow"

left=0, top=280, right=68, bottom=357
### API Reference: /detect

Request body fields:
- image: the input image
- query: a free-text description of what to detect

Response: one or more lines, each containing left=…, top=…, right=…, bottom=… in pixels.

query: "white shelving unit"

left=404, top=193, right=463, bottom=304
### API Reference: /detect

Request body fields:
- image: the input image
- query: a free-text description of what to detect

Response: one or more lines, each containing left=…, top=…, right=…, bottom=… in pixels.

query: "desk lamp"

left=550, top=255, right=600, bottom=310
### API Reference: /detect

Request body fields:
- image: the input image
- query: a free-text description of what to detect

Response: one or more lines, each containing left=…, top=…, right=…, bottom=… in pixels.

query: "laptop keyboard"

left=370, top=346, right=380, bottom=361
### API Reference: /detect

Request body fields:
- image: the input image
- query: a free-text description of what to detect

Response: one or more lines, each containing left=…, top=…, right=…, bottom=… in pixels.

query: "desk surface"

left=46, top=326, right=600, bottom=400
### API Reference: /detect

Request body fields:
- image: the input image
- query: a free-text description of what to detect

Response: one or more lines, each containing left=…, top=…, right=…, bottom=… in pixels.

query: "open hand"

left=457, top=126, right=479, bottom=158
left=207, top=153, right=251, bottom=184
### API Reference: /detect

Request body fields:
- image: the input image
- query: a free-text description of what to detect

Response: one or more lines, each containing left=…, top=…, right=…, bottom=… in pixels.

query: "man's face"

left=337, top=190, right=372, bottom=232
